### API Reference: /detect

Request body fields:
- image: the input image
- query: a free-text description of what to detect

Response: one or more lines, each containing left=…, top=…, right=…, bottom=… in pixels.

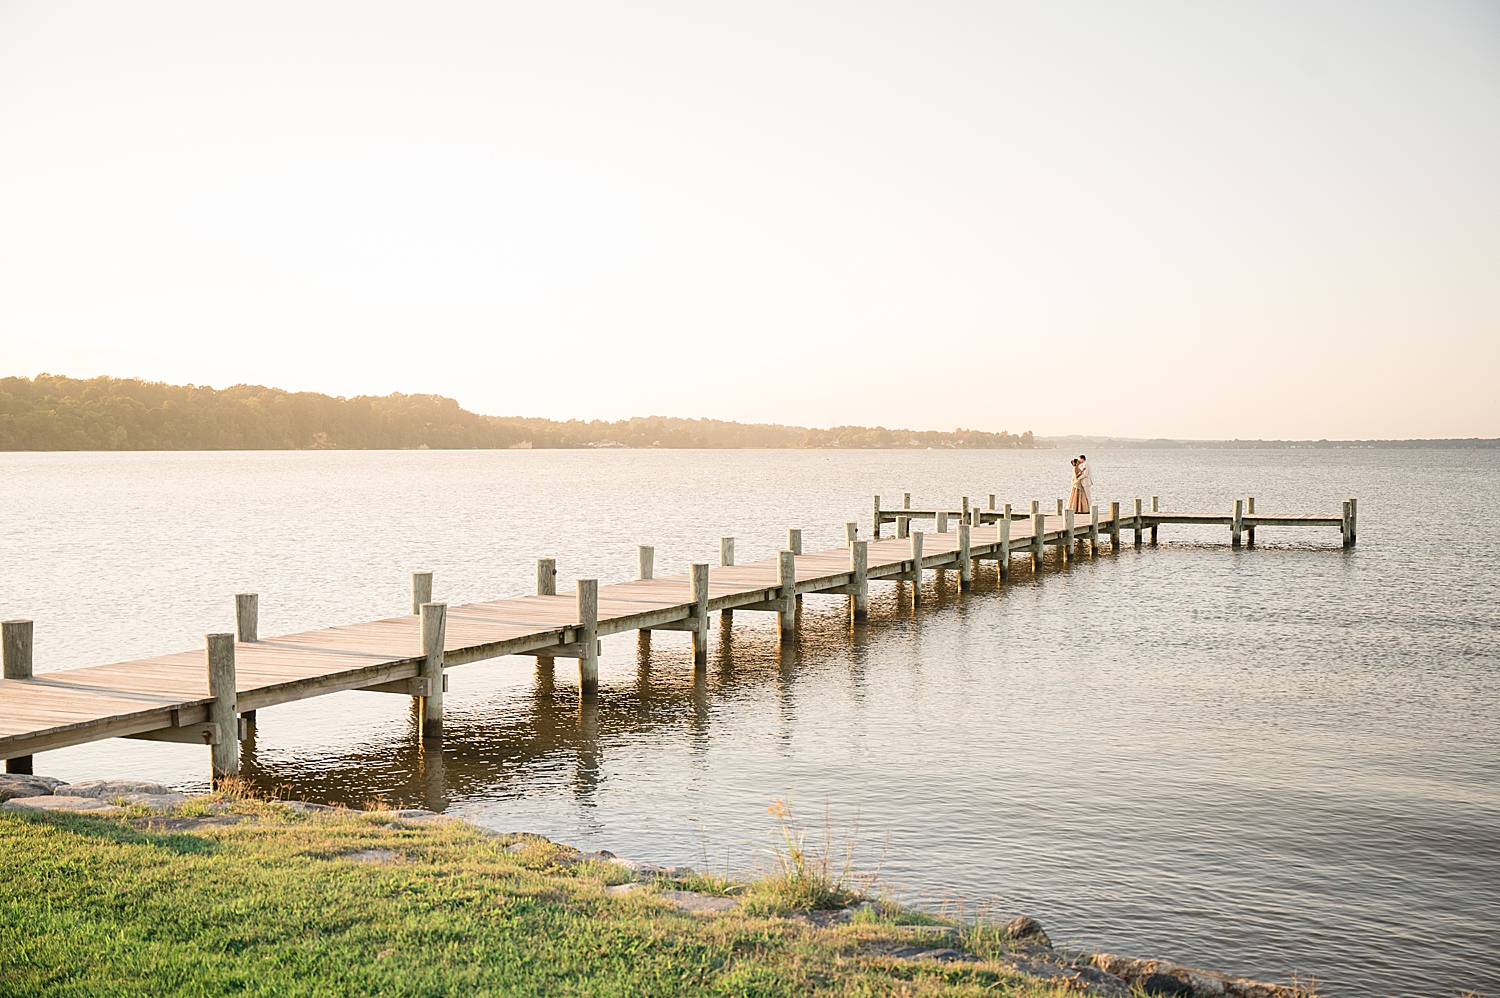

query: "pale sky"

left=2, top=2, right=1497, bottom=439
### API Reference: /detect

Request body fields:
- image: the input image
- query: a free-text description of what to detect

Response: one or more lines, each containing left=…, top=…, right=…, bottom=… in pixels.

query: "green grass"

left=0, top=795, right=1088, bottom=998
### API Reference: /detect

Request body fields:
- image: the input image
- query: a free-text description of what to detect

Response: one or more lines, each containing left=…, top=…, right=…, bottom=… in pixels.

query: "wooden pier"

left=1, top=493, right=1357, bottom=780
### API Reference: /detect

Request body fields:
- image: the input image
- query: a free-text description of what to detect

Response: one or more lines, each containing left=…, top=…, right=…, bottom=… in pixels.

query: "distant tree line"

left=0, top=375, right=1035, bottom=451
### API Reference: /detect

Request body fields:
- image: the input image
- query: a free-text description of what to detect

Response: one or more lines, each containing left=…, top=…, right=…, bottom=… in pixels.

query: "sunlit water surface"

left=3, top=448, right=1496, bottom=998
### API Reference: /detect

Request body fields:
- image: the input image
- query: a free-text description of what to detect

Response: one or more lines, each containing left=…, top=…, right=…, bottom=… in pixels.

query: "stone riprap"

left=0, top=773, right=63, bottom=801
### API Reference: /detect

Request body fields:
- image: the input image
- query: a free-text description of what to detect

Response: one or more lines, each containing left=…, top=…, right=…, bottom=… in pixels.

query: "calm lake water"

left=3, top=448, right=1497, bottom=998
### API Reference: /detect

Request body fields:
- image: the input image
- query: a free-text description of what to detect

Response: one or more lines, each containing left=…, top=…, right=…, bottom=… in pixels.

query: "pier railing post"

left=1246, top=497, right=1256, bottom=547
left=1089, top=505, right=1099, bottom=555
left=690, top=563, right=709, bottom=667
left=903, top=493, right=911, bottom=510
left=936, top=511, right=947, bottom=534
left=206, top=632, right=239, bottom=783
left=909, top=531, right=924, bottom=604
left=235, top=594, right=258, bottom=643
left=3, top=620, right=34, bottom=774
left=897, top=515, right=910, bottom=539
left=536, top=558, right=558, bottom=657
left=637, top=546, right=654, bottom=580
left=1133, top=498, right=1144, bottom=546
left=850, top=540, right=868, bottom=622
left=720, top=537, right=735, bottom=566
left=777, top=551, right=796, bottom=642
left=958, top=519, right=972, bottom=590
left=872, top=496, right=882, bottom=539
left=1031, top=512, right=1045, bottom=569
left=1030, top=500, right=1040, bottom=517
left=1110, top=501, right=1121, bottom=550
left=1232, top=499, right=1244, bottom=548
left=419, top=602, right=446, bottom=740
left=787, top=529, right=802, bottom=555
left=1150, top=496, right=1159, bottom=545
left=844, top=522, right=857, bottom=547
left=577, top=580, right=599, bottom=698
left=411, top=572, right=433, bottom=615
left=961, top=496, right=970, bottom=526
left=1056, top=498, right=1064, bottom=516
left=999, top=505, right=1011, bottom=581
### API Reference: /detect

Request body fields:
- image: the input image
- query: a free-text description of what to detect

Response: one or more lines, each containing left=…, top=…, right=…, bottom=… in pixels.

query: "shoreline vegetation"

left=0, top=777, right=1322, bottom=998
left=0, top=375, right=1033, bottom=452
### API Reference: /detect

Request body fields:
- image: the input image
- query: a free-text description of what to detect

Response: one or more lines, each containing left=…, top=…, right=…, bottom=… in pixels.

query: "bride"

left=1068, top=458, right=1090, bottom=514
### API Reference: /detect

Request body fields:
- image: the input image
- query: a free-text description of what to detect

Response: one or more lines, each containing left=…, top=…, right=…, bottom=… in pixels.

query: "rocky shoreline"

left=2, top=773, right=1321, bottom=998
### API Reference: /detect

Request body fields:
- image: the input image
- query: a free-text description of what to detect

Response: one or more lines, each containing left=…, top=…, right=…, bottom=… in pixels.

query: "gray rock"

left=1142, top=972, right=1195, bottom=996
left=658, top=889, right=738, bottom=913
left=54, top=779, right=172, bottom=799
left=607, top=882, right=644, bottom=897
left=121, top=792, right=188, bottom=810
left=1001, top=955, right=1131, bottom=997
left=1002, top=915, right=1052, bottom=947
left=1, top=795, right=124, bottom=814
left=283, top=801, right=338, bottom=813
left=0, top=774, right=62, bottom=802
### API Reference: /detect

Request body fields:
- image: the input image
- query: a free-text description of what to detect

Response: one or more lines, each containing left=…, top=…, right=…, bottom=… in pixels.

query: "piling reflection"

left=237, top=554, right=1064, bottom=810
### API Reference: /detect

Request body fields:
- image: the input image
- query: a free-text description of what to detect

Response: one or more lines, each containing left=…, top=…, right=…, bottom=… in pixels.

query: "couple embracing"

left=1068, top=455, right=1092, bottom=514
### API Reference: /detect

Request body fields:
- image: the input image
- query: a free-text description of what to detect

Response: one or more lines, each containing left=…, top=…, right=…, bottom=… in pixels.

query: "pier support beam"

left=958, top=519, right=972, bottom=590
left=1232, top=499, right=1244, bottom=548
left=3, top=620, right=34, bottom=774
left=999, top=506, right=1011, bottom=581
left=1348, top=498, right=1358, bottom=546
left=576, top=580, right=599, bottom=698
left=897, top=516, right=910, bottom=539
left=690, top=563, right=709, bottom=667
left=1246, top=498, right=1256, bottom=547
left=536, top=558, right=556, bottom=663
left=1133, top=499, right=1144, bottom=547
left=850, top=540, right=869, bottom=621
left=1062, top=509, right=1074, bottom=563
left=411, top=572, right=432, bottom=615
left=419, top=602, right=446, bottom=739
left=206, top=632, right=239, bottom=783
left=1110, top=501, right=1121, bottom=551
left=776, top=551, right=796, bottom=642
left=1151, top=497, right=1160, bottom=545
left=1032, top=512, right=1045, bottom=569
left=909, top=531, right=924, bottom=603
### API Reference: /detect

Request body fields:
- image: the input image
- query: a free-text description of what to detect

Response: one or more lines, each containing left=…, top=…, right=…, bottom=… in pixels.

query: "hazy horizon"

left=3, top=2, right=1497, bottom=439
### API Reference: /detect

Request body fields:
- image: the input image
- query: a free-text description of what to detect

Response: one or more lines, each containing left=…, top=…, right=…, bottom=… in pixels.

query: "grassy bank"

left=0, top=793, right=1087, bottom=998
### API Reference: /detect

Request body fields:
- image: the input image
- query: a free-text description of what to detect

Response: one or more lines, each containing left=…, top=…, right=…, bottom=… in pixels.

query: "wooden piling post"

left=536, top=559, right=557, bottom=656
left=1089, top=505, right=1099, bottom=555
left=1232, top=499, right=1244, bottom=548
left=419, top=602, right=446, bottom=739
left=961, top=496, right=970, bottom=527
left=637, top=546, right=654, bottom=581
left=234, top=594, right=258, bottom=643
left=1109, top=501, right=1121, bottom=550
left=720, top=538, right=735, bottom=566
left=577, top=580, right=599, bottom=697
left=850, top=540, right=869, bottom=621
left=1151, top=496, right=1159, bottom=545
left=903, top=493, right=911, bottom=510
left=909, top=531, right=924, bottom=604
left=1062, top=509, right=1074, bottom=563
left=787, top=529, right=802, bottom=555
left=958, top=519, right=972, bottom=590
left=777, top=551, right=796, bottom=642
left=1031, top=500, right=1040, bottom=516
left=872, top=496, right=882, bottom=539
left=1133, top=498, right=1144, bottom=546
left=206, top=632, right=239, bottom=782
left=690, top=563, right=709, bottom=667
left=1031, top=512, right=1045, bottom=569
left=988, top=494, right=996, bottom=510
left=844, top=522, right=858, bottom=547
left=936, top=511, right=948, bottom=534
left=411, top=572, right=433, bottom=615
left=1246, top=497, right=1256, bottom=548
left=1056, top=498, right=1064, bottom=516
left=1342, top=501, right=1352, bottom=548
left=3, top=620, right=34, bottom=774
left=999, top=505, right=1012, bottom=581
left=897, top=515, right=910, bottom=540
left=1348, top=498, right=1357, bottom=545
